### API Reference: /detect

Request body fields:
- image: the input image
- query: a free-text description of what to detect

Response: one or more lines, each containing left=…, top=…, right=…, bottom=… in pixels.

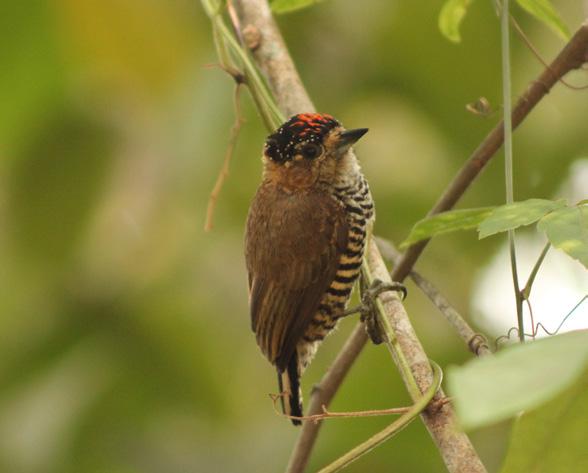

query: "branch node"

left=531, top=78, right=551, bottom=95
left=243, top=24, right=261, bottom=50
left=468, top=333, right=490, bottom=356
left=429, top=396, right=453, bottom=413
left=310, top=383, right=323, bottom=396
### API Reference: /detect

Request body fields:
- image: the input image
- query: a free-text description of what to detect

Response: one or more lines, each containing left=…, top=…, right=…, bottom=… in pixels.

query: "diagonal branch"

left=375, top=237, right=492, bottom=357
left=393, top=19, right=588, bottom=280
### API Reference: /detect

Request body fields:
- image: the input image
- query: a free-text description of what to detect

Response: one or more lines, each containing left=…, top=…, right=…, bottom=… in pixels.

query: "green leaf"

left=538, top=205, right=588, bottom=269
left=515, top=0, right=570, bottom=40
left=500, top=373, right=588, bottom=473
left=271, top=0, right=322, bottom=14
left=438, top=0, right=474, bottom=43
left=478, top=198, right=565, bottom=239
left=447, top=330, right=588, bottom=430
left=399, top=207, right=494, bottom=249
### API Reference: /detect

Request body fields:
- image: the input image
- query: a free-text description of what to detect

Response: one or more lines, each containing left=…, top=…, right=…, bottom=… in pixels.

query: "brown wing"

left=245, top=184, right=348, bottom=371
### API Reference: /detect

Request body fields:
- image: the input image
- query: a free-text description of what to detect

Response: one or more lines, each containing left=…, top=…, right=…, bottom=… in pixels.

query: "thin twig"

left=521, top=242, right=550, bottom=299
left=204, top=84, right=245, bottom=231
left=551, top=295, right=587, bottom=334
left=201, top=0, right=283, bottom=130
left=501, top=0, right=526, bottom=342
left=375, top=237, right=492, bottom=357
left=526, top=299, right=537, bottom=339
left=511, top=16, right=588, bottom=90
left=494, top=294, right=588, bottom=347
left=226, top=0, right=245, bottom=45
left=269, top=393, right=413, bottom=424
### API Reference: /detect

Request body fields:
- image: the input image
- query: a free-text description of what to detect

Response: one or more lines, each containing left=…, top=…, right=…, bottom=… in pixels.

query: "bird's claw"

left=340, top=279, right=407, bottom=344
left=362, top=278, right=407, bottom=302
left=360, top=279, right=407, bottom=345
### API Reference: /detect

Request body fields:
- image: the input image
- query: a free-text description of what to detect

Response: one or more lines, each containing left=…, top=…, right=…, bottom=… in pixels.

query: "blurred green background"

left=1, top=1, right=587, bottom=472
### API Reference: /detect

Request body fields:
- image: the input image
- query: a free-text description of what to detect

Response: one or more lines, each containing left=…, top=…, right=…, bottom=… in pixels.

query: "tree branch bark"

left=232, top=0, right=314, bottom=115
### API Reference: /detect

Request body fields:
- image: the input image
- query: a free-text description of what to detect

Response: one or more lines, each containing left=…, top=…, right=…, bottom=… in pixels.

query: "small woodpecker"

left=245, top=113, right=374, bottom=425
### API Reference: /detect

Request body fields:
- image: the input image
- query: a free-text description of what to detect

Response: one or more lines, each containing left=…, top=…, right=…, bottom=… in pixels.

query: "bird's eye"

left=301, top=143, right=321, bottom=159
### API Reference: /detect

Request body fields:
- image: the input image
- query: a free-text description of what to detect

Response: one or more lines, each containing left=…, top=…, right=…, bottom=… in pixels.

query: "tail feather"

left=277, top=354, right=303, bottom=426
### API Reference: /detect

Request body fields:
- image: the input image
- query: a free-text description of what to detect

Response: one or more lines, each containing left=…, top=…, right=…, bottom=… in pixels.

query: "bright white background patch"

left=471, top=159, right=588, bottom=341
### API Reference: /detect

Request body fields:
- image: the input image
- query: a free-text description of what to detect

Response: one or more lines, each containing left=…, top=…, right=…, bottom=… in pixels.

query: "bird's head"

left=262, top=113, right=367, bottom=189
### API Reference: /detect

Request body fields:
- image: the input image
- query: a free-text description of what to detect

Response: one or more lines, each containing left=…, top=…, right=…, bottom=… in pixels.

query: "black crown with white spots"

left=264, top=113, right=340, bottom=163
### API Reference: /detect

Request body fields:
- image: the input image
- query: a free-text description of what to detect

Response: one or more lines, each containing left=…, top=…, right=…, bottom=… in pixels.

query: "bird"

left=244, top=113, right=374, bottom=425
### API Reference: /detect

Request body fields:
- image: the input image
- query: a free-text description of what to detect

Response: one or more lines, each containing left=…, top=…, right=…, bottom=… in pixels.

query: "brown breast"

left=244, top=181, right=348, bottom=371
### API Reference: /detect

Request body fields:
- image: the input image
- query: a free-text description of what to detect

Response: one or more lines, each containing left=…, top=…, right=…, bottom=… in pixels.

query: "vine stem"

left=316, top=361, right=443, bottom=473
left=521, top=242, right=550, bottom=300
left=204, top=84, right=245, bottom=231
left=500, top=0, right=525, bottom=342
left=201, top=0, right=283, bottom=130
left=360, top=248, right=421, bottom=399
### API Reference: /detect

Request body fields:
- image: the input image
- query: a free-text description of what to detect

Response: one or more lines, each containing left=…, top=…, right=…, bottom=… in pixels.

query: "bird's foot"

left=363, top=278, right=407, bottom=302
left=340, top=279, right=406, bottom=316
left=361, top=278, right=407, bottom=345
left=341, top=279, right=407, bottom=344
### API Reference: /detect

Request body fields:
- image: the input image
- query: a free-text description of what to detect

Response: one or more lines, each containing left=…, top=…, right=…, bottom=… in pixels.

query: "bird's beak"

left=337, top=128, right=369, bottom=151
